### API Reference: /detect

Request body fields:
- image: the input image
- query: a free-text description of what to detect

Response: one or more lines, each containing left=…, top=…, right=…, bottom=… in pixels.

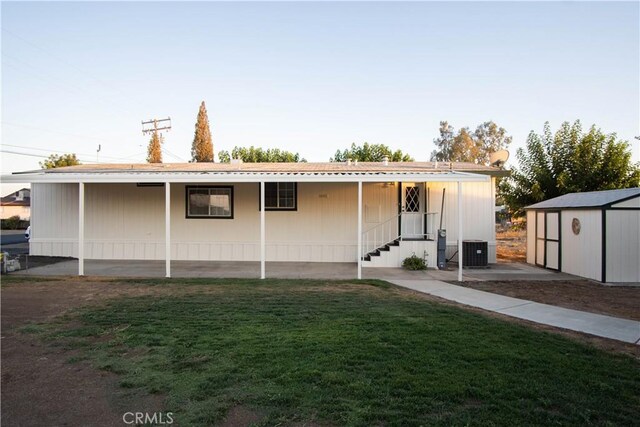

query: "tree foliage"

left=191, top=101, right=214, bottom=162
left=218, top=146, right=306, bottom=163
left=40, top=153, right=81, bottom=169
left=146, top=131, right=163, bottom=163
left=500, top=121, right=640, bottom=215
left=431, top=121, right=512, bottom=165
left=330, top=142, right=413, bottom=162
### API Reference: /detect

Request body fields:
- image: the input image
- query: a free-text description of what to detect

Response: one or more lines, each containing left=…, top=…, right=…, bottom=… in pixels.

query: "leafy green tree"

left=146, top=130, right=163, bottom=163
left=330, top=142, right=413, bottom=162
left=191, top=101, right=214, bottom=162
left=500, top=121, right=640, bottom=215
left=218, top=146, right=306, bottom=163
left=40, top=153, right=81, bottom=169
left=431, top=121, right=512, bottom=165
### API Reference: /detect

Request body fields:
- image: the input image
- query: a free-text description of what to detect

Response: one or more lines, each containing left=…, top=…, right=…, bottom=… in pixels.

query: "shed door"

left=535, top=211, right=560, bottom=271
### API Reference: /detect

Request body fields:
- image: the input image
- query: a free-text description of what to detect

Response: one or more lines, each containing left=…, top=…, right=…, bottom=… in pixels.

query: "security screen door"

left=401, top=183, right=424, bottom=238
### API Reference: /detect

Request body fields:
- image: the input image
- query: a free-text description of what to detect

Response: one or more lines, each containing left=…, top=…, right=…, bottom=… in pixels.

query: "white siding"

left=30, top=180, right=495, bottom=263
left=561, top=210, right=602, bottom=281
left=30, top=183, right=79, bottom=257
left=535, top=212, right=545, bottom=265
left=526, top=210, right=536, bottom=264
left=611, top=196, right=640, bottom=208
left=426, top=181, right=497, bottom=263
left=606, top=210, right=640, bottom=283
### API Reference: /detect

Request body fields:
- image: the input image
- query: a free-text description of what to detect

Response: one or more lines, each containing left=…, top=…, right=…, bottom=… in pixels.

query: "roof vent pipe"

left=347, top=159, right=352, bottom=166
left=382, top=156, right=389, bottom=166
left=231, top=158, right=243, bottom=165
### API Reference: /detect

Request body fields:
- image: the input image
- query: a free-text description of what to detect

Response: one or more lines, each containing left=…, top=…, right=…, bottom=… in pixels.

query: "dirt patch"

left=458, top=280, right=640, bottom=321
left=496, top=228, right=526, bottom=263
left=1, top=277, right=170, bottom=426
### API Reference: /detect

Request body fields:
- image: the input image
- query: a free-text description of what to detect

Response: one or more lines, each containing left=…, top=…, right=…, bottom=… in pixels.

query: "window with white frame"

left=186, top=186, right=233, bottom=218
left=262, top=182, right=297, bottom=211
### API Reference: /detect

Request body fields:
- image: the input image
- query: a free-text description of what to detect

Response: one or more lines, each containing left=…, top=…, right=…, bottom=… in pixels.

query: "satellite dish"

left=490, top=149, right=510, bottom=167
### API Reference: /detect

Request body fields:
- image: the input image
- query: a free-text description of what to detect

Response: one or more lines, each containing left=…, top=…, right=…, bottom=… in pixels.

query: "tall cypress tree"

left=147, top=130, right=163, bottom=163
left=191, top=101, right=214, bottom=162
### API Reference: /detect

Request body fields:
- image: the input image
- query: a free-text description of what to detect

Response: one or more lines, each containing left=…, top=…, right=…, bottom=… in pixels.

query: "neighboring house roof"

left=525, top=188, right=640, bottom=210
left=1, top=188, right=31, bottom=206
left=3, top=161, right=506, bottom=184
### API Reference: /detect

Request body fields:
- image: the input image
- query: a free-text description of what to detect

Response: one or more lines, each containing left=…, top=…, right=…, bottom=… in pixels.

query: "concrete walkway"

left=390, top=279, right=640, bottom=344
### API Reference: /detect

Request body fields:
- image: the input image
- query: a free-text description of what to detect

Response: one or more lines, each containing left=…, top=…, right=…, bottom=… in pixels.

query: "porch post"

left=260, top=181, right=266, bottom=279
left=78, top=182, right=84, bottom=276
left=357, top=181, right=362, bottom=279
left=457, top=180, right=463, bottom=282
left=165, top=182, right=171, bottom=278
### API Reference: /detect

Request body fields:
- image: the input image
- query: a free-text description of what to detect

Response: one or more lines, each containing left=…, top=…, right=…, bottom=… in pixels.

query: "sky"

left=1, top=1, right=639, bottom=194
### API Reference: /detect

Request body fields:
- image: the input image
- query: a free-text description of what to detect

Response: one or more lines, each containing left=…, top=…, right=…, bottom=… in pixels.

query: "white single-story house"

left=2, top=161, right=507, bottom=279
left=525, top=188, right=640, bottom=283
left=0, top=187, right=31, bottom=220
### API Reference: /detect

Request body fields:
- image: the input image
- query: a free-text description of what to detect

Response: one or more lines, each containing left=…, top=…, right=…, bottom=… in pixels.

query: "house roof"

left=525, top=188, right=640, bottom=210
left=2, top=161, right=505, bottom=184
left=33, top=161, right=506, bottom=175
left=1, top=188, right=31, bottom=206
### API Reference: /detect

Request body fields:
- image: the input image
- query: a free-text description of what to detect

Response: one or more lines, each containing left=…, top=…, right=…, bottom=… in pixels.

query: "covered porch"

left=3, top=163, right=497, bottom=281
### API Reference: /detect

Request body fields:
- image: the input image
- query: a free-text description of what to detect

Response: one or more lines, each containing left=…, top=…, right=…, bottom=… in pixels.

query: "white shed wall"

left=611, top=197, right=640, bottom=208
left=606, top=210, right=640, bottom=283
left=30, top=180, right=495, bottom=263
left=560, top=210, right=602, bottom=281
left=526, top=211, right=536, bottom=264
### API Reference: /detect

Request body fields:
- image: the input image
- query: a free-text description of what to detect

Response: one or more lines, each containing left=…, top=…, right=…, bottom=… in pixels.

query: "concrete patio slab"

left=13, top=259, right=582, bottom=282
left=390, top=279, right=640, bottom=344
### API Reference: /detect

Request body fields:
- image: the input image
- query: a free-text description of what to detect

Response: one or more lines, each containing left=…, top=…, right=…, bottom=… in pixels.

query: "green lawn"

left=42, top=279, right=640, bottom=426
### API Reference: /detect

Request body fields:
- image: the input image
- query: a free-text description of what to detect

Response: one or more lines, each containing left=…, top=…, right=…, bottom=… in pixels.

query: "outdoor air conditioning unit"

left=462, top=240, right=488, bottom=267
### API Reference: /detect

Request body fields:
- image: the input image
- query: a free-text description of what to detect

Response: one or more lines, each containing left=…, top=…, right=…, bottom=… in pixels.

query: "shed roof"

left=525, top=188, right=640, bottom=210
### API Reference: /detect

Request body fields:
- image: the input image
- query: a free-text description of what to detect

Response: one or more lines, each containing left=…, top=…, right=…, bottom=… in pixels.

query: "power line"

left=0, top=149, right=147, bottom=165
left=2, top=122, right=110, bottom=142
left=1, top=145, right=147, bottom=162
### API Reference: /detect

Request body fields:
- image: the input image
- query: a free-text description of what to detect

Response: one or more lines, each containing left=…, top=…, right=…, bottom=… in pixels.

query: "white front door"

left=401, top=183, right=423, bottom=238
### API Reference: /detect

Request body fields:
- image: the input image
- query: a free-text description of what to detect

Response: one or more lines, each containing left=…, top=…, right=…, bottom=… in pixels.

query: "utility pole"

left=142, top=117, right=172, bottom=164
left=142, top=117, right=172, bottom=135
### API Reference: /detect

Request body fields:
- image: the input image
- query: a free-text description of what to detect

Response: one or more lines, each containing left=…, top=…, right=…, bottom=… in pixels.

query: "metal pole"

left=260, top=181, right=266, bottom=279
left=165, top=182, right=171, bottom=278
left=458, top=181, right=463, bottom=282
left=357, top=181, right=362, bottom=279
left=78, top=182, right=85, bottom=276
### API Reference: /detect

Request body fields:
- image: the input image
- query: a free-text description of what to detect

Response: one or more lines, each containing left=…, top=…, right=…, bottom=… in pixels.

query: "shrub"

left=2, top=215, right=21, bottom=230
left=402, top=254, right=427, bottom=270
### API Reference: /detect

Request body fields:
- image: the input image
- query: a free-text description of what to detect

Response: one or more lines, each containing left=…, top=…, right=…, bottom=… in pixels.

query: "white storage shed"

left=525, top=188, right=640, bottom=283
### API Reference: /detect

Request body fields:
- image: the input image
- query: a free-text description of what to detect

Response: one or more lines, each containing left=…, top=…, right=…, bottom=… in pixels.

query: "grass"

left=41, top=280, right=639, bottom=426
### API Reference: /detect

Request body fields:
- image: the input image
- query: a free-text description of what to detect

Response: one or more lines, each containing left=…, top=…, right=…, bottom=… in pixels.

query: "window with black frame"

left=186, top=186, right=233, bottom=218
left=261, top=182, right=297, bottom=211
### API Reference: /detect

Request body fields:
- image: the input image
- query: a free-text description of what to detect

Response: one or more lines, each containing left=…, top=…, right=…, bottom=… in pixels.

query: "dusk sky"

left=2, top=1, right=638, bottom=193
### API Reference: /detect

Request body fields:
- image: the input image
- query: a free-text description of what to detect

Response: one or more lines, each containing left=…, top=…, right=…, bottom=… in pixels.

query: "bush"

left=2, top=215, right=21, bottom=230
left=402, top=254, right=427, bottom=270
